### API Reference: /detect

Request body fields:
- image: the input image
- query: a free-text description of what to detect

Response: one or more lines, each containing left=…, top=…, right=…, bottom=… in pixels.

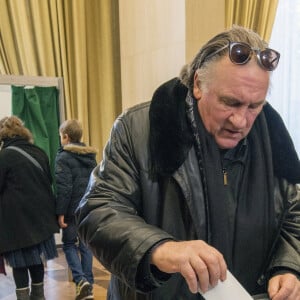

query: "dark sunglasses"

left=202, top=41, right=280, bottom=71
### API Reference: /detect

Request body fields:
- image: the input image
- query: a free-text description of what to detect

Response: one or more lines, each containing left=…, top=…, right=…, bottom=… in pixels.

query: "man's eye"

left=221, top=98, right=239, bottom=107
left=249, top=103, right=262, bottom=110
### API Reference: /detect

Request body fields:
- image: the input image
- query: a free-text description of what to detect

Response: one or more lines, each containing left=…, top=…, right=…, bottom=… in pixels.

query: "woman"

left=0, top=116, right=59, bottom=300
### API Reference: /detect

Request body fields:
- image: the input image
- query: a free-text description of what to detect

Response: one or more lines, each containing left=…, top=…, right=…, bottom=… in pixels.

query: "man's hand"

left=150, top=240, right=227, bottom=294
left=268, top=273, right=300, bottom=300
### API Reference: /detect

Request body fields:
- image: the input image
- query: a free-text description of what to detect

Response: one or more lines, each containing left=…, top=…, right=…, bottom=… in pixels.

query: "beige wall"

left=119, top=0, right=225, bottom=109
left=186, top=1, right=225, bottom=62
left=119, top=0, right=186, bottom=109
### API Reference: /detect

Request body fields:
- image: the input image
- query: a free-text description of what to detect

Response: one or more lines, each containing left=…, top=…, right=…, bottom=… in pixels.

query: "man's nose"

left=228, top=108, right=247, bottom=128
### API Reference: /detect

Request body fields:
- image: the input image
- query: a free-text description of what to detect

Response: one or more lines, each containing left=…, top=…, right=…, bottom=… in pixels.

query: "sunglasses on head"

left=202, top=41, right=280, bottom=71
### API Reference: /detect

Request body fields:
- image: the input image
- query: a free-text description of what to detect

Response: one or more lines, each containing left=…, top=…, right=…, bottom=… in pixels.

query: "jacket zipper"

left=223, top=168, right=228, bottom=185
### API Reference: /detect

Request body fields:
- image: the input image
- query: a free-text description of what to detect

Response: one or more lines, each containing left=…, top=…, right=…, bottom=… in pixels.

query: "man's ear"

left=193, top=72, right=202, bottom=100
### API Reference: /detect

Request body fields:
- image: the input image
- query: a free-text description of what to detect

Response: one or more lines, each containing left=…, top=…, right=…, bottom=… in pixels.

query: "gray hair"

left=180, top=25, right=269, bottom=91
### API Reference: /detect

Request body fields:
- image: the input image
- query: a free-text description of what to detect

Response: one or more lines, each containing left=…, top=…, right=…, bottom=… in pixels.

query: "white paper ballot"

left=199, top=270, right=253, bottom=300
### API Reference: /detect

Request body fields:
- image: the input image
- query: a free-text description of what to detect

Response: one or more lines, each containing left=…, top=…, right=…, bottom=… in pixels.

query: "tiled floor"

left=0, top=248, right=110, bottom=299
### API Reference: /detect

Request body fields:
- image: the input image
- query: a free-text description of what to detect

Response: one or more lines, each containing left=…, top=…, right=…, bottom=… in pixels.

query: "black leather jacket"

left=76, top=79, right=300, bottom=300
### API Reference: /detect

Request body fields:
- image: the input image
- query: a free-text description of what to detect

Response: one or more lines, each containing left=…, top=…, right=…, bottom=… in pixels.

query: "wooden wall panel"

left=119, top=0, right=225, bottom=109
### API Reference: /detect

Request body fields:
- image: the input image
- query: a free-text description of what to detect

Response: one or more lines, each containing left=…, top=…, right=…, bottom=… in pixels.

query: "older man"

left=76, top=25, right=300, bottom=300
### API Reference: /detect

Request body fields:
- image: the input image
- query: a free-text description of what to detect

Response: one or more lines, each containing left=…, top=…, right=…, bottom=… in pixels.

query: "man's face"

left=193, top=56, right=270, bottom=149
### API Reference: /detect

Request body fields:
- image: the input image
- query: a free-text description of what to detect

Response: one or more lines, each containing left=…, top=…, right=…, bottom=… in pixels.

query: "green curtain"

left=11, top=86, right=60, bottom=186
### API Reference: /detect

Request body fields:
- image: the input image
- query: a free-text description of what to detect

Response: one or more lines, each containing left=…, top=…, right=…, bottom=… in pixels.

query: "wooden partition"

left=119, top=0, right=225, bottom=109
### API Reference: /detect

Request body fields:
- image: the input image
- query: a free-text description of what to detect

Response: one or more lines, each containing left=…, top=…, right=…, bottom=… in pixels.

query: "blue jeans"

left=62, top=219, right=94, bottom=285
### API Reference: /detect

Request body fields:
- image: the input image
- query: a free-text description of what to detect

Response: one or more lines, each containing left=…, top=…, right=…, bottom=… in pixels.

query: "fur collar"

left=63, top=143, right=98, bottom=155
left=149, top=78, right=300, bottom=183
left=149, top=78, right=193, bottom=178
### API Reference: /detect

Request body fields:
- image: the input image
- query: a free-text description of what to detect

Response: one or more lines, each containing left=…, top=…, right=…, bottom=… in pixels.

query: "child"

left=55, top=120, right=97, bottom=300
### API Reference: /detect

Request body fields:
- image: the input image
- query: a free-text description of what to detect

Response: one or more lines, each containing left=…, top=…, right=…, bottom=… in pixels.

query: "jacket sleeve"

left=268, top=181, right=300, bottom=277
left=75, top=115, right=174, bottom=291
left=55, top=153, right=73, bottom=216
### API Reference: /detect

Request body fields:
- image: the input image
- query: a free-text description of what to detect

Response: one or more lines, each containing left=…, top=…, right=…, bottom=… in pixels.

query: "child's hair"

left=59, top=119, right=83, bottom=143
left=0, top=116, right=33, bottom=143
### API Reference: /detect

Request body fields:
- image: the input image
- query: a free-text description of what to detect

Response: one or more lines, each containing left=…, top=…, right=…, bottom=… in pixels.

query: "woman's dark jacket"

left=55, top=143, right=97, bottom=219
left=76, top=78, right=300, bottom=300
left=0, top=137, right=59, bottom=253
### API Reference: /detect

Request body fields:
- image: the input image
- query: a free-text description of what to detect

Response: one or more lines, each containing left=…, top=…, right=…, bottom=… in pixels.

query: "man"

left=76, top=26, right=300, bottom=299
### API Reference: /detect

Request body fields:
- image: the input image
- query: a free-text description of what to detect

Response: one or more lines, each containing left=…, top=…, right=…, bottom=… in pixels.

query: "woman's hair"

left=180, top=25, right=268, bottom=91
left=0, top=116, right=33, bottom=143
left=59, top=119, right=82, bottom=143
